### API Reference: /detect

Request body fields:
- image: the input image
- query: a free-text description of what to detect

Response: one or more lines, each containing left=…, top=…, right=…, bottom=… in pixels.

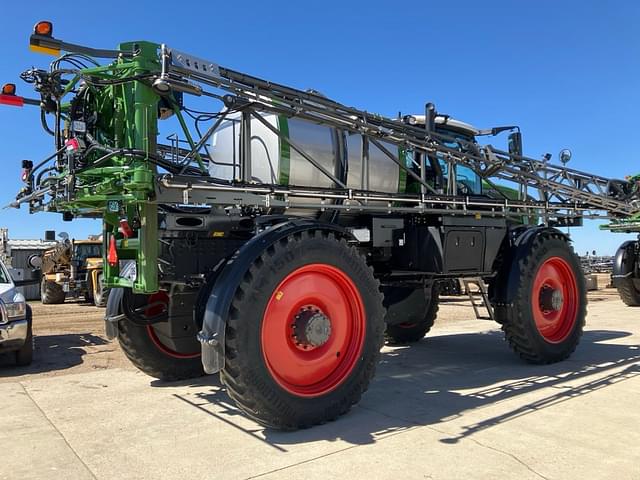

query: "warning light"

left=118, top=219, right=134, bottom=238
left=2, top=84, right=16, bottom=96
left=65, top=138, right=80, bottom=152
left=30, top=21, right=60, bottom=56
left=21, top=160, right=33, bottom=182
left=33, top=21, right=53, bottom=37
left=107, top=235, right=119, bottom=267
left=0, top=83, right=22, bottom=107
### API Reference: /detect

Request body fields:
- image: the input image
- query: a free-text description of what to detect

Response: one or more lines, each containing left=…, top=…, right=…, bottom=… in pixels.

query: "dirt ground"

left=0, top=300, right=133, bottom=381
left=0, top=279, right=623, bottom=383
left=2, top=281, right=639, bottom=480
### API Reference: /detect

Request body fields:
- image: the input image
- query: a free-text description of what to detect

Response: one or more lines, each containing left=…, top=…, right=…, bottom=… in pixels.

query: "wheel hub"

left=293, top=307, right=332, bottom=348
left=539, top=285, right=564, bottom=312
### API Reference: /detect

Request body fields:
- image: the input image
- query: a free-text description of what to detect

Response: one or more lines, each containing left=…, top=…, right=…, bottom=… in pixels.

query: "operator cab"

left=405, top=114, right=484, bottom=196
left=406, top=114, right=521, bottom=199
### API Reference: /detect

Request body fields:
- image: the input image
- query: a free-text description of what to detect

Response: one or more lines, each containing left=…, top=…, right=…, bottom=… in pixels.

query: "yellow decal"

left=29, top=45, right=60, bottom=56
left=212, top=231, right=225, bottom=238
left=275, top=291, right=284, bottom=301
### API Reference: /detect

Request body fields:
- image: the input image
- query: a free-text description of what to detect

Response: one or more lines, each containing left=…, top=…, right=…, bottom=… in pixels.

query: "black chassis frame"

left=106, top=203, right=521, bottom=367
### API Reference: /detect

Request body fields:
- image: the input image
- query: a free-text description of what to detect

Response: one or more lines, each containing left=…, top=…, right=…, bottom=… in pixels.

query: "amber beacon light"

left=34, top=21, right=53, bottom=37
left=30, top=21, right=61, bottom=56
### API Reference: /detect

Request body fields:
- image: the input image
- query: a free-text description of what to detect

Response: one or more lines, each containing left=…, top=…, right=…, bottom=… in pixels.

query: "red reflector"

left=65, top=138, right=79, bottom=151
left=118, top=219, right=134, bottom=238
left=107, top=235, right=119, bottom=267
left=0, top=94, right=24, bottom=107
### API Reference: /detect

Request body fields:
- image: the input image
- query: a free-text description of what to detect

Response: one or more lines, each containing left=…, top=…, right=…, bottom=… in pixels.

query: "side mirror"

left=559, top=149, right=572, bottom=165
left=508, top=131, right=523, bottom=158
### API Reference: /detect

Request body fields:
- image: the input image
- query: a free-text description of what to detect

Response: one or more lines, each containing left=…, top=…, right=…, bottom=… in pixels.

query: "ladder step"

left=462, top=278, right=494, bottom=321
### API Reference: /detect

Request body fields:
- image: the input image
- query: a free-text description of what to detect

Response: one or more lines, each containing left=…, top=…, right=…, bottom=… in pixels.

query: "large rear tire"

left=616, top=278, right=640, bottom=306
left=384, top=284, right=439, bottom=344
left=115, top=291, right=204, bottom=381
left=496, top=233, right=586, bottom=364
left=221, top=230, right=385, bottom=429
left=41, top=279, right=65, bottom=305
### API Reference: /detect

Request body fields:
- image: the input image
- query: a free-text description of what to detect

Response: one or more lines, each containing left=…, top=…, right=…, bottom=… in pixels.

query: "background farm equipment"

left=39, top=234, right=108, bottom=306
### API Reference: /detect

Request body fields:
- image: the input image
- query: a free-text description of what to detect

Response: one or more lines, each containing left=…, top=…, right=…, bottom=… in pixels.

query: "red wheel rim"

left=261, top=263, right=366, bottom=397
left=145, top=292, right=200, bottom=359
left=531, top=256, right=578, bottom=343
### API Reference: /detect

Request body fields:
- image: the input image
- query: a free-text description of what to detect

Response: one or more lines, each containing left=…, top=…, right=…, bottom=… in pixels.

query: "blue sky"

left=0, top=0, right=638, bottom=254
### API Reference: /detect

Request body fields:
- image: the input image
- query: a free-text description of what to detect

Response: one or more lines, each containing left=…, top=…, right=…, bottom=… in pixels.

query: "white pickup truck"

left=0, top=259, right=32, bottom=365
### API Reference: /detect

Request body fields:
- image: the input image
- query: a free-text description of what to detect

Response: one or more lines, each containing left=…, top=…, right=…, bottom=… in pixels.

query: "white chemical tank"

left=209, top=112, right=480, bottom=214
left=209, top=112, right=406, bottom=195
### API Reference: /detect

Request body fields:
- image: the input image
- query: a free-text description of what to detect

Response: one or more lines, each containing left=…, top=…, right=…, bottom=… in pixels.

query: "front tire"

left=93, top=272, right=109, bottom=307
left=114, top=291, right=204, bottom=381
left=221, top=230, right=385, bottom=429
left=41, top=279, right=65, bottom=304
left=496, top=233, right=586, bottom=364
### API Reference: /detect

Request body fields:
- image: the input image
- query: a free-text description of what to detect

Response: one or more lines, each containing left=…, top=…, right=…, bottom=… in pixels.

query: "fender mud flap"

left=197, top=219, right=348, bottom=374
left=197, top=300, right=226, bottom=375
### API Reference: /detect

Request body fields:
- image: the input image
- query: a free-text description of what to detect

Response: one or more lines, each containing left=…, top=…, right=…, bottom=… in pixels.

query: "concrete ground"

left=1, top=288, right=639, bottom=480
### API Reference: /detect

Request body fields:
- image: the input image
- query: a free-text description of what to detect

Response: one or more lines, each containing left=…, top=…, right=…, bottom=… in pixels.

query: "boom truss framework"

left=10, top=42, right=639, bottom=223
left=150, top=45, right=639, bottom=221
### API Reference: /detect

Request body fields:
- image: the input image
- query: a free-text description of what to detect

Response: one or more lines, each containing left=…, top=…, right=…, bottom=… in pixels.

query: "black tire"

left=616, top=278, right=640, bottom=306
left=496, top=233, right=586, bottom=364
left=85, top=277, right=94, bottom=304
left=93, top=272, right=110, bottom=308
left=384, top=285, right=439, bottom=344
left=41, top=279, right=65, bottom=304
left=15, top=306, right=33, bottom=366
left=115, top=291, right=205, bottom=381
left=221, top=230, right=385, bottom=430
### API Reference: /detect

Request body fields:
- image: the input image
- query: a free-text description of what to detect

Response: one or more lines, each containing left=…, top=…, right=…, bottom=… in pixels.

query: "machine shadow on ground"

left=0, top=333, right=108, bottom=377
left=164, top=328, right=640, bottom=449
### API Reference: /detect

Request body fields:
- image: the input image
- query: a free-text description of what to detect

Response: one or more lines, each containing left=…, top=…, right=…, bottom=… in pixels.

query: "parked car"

left=0, top=258, right=32, bottom=365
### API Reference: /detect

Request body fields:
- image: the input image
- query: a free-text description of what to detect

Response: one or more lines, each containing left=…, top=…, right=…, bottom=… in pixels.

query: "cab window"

left=457, top=165, right=482, bottom=195
left=403, top=131, right=483, bottom=196
left=437, top=133, right=482, bottom=196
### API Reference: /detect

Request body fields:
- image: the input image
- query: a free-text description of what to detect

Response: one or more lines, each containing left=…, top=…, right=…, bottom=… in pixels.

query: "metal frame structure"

left=152, top=45, right=638, bottom=218
left=5, top=28, right=640, bottom=293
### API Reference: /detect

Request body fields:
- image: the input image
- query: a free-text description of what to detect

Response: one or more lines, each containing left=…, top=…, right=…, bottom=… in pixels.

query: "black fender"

left=612, top=240, right=638, bottom=287
left=198, top=219, right=351, bottom=374
left=492, top=226, right=570, bottom=306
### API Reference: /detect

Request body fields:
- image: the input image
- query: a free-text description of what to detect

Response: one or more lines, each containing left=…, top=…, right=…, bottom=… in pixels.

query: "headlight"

left=4, top=300, right=26, bottom=320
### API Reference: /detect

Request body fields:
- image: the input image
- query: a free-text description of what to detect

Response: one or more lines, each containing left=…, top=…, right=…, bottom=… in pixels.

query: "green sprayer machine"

left=3, top=22, right=640, bottom=429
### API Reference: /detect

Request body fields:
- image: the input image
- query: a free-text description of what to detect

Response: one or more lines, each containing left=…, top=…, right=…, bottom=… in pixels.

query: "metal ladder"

left=462, top=278, right=494, bottom=320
